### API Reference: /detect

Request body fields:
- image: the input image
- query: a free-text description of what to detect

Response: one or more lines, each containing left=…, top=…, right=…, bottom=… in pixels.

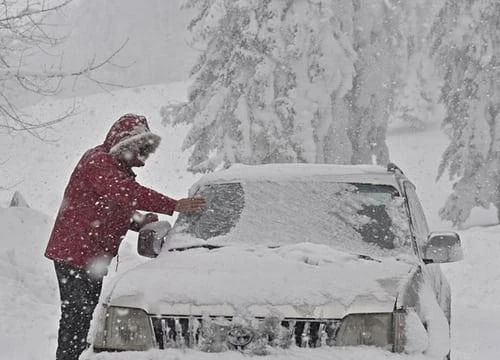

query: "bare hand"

left=175, top=197, right=206, bottom=213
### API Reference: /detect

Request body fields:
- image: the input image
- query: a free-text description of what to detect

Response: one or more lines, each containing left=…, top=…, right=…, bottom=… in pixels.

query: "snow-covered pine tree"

left=168, top=0, right=418, bottom=172
left=166, top=0, right=357, bottom=172
left=391, top=0, right=444, bottom=130
left=166, top=0, right=290, bottom=172
left=431, top=0, right=500, bottom=226
left=283, top=0, right=357, bottom=164
left=346, top=0, right=407, bottom=165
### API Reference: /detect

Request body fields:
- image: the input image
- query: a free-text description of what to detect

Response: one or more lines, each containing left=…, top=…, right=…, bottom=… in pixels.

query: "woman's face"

left=121, top=148, right=145, bottom=167
left=112, top=133, right=160, bottom=168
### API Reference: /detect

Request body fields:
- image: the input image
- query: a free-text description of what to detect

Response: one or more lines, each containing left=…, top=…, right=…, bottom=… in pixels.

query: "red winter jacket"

left=45, top=114, right=178, bottom=269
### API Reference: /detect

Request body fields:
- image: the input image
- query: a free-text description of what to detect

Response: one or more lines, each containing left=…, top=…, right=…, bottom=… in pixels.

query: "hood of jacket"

left=103, top=114, right=161, bottom=164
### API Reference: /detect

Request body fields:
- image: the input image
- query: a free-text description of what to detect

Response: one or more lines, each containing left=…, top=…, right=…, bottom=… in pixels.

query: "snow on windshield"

left=167, top=180, right=412, bottom=258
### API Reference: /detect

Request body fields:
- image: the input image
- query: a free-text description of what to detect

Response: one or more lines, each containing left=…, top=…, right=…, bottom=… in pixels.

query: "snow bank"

left=81, top=346, right=431, bottom=360
left=0, top=207, right=58, bottom=359
left=0, top=84, right=498, bottom=360
left=0, top=82, right=199, bottom=360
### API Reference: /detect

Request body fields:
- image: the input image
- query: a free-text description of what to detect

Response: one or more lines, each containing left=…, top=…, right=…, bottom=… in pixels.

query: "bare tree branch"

left=0, top=0, right=72, bottom=23
left=0, top=39, right=128, bottom=81
left=0, top=0, right=127, bottom=136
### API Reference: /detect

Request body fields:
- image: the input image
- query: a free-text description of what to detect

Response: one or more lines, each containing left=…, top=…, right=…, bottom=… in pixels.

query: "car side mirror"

left=423, top=231, right=463, bottom=264
left=137, top=221, right=171, bottom=258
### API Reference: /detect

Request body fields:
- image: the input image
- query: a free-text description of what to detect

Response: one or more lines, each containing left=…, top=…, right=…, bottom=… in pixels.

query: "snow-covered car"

left=90, top=163, right=463, bottom=358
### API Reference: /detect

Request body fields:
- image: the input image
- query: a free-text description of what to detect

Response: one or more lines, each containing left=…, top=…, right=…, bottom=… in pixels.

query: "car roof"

left=191, top=163, right=406, bottom=192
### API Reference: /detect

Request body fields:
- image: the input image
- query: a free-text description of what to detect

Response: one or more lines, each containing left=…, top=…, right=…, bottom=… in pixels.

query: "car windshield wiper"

left=357, top=254, right=382, bottom=263
left=169, top=244, right=222, bottom=252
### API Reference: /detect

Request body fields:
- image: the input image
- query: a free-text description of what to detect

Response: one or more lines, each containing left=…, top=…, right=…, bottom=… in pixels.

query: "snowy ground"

left=0, top=83, right=498, bottom=359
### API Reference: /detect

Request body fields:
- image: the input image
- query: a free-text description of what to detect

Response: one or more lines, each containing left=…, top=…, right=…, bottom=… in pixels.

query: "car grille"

left=150, top=315, right=342, bottom=350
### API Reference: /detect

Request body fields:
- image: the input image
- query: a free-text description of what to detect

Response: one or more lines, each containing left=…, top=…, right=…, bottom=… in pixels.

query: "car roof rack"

left=387, top=162, right=405, bottom=175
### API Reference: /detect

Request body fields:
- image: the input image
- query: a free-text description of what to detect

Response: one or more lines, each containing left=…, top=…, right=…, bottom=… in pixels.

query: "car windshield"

left=167, top=181, right=413, bottom=258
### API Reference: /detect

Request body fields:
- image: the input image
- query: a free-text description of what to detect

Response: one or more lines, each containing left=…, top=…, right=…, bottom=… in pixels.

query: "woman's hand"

left=175, top=197, right=206, bottom=213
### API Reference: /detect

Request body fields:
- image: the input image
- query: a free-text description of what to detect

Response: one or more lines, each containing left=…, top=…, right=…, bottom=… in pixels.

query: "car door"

left=403, top=182, right=451, bottom=321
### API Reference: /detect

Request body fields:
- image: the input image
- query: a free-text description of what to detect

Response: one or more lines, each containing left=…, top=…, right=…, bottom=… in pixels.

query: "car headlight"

left=336, top=313, right=393, bottom=349
left=93, top=306, right=155, bottom=351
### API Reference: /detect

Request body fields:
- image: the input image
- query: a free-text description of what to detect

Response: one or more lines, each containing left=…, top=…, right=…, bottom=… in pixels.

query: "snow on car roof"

left=192, top=163, right=401, bottom=190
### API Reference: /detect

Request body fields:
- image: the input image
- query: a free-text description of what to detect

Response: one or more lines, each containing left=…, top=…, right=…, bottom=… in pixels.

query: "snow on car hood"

left=107, top=243, right=415, bottom=318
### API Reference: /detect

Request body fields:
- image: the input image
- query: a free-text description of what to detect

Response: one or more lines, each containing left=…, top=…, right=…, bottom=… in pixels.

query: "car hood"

left=107, top=243, right=415, bottom=318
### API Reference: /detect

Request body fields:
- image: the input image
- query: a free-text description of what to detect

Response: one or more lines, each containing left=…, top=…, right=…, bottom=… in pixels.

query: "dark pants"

left=54, top=261, right=103, bottom=360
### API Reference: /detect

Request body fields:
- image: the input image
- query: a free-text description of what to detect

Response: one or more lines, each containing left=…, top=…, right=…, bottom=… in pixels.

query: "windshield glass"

left=167, top=181, right=413, bottom=258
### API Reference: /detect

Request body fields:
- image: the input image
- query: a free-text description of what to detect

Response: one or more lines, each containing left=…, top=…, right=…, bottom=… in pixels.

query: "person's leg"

left=54, top=261, right=103, bottom=360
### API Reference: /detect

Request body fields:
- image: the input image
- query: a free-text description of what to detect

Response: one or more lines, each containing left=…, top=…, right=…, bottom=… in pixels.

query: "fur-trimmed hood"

left=104, top=114, right=161, bottom=163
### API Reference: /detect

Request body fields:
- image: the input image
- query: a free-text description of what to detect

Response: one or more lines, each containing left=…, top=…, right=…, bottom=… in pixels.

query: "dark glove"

left=130, top=212, right=159, bottom=231
left=143, top=212, right=159, bottom=224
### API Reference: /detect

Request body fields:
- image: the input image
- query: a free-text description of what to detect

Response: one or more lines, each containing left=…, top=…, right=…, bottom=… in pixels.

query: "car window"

left=174, top=183, right=245, bottom=240
left=168, top=180, right=413, bottom=258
